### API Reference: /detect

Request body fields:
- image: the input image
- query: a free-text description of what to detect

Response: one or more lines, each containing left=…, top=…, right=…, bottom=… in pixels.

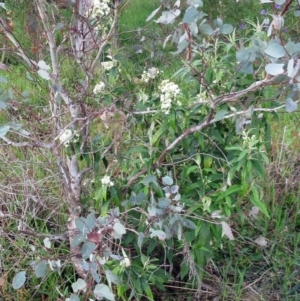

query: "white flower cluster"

left=101, top=175, right=114, bottom=187
left=93, top=81, right=106, bottom=94
left=158, top=80, right=181, bottom=114
left=141, top=67, right=160, bottom=83
left=101, top=60, right=117, bottom=71
left=59, top=129, right=79, bottom=147
left=90, top=0, right=110, bottom=18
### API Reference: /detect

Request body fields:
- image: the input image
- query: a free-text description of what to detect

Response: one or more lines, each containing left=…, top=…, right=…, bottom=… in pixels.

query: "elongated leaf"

left=12, top=271, right=26, bottom=289
left=146, top=6, right=161, bottom=22
left=221, top=221, right=234, bottom=240
left=138, top=232, right=144, bottom=249
left=183, top=7, right=198, bottom=24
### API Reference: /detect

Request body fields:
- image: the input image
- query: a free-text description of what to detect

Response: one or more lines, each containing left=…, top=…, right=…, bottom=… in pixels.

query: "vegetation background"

left=0, top=0, right=300, bottom=300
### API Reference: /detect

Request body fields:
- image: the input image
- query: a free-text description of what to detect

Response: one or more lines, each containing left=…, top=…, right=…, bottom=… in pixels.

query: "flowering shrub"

left=93, top=81, right=106, bottom=94
left=141, top=67, right=160, bottom=83
left=158, top=79, right=181, bottom=114
left=101, top=175, right=114, bottom=187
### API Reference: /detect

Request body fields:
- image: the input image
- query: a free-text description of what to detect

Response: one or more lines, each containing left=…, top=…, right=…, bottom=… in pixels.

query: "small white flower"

left=101, top=175, right=114, bottom=187
left=101, top=60, right=116, bottom=71
left=93, top=81, right=106, bottom=94
left=59, top=129, right=73, bottom=146
left=141, top=67, right=160, bottom=83
left=158, top=80, right=181, bottom=114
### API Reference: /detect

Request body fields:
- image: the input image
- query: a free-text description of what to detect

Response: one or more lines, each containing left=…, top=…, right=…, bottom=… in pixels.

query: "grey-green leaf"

left=199, top=23, right=214, bottom=35
left=35, top=260, right=47, bottom=278
left=137, top=232, right=144, bottom=249
left=69, top=294, right=80, bottom=301
left=162, top=175, right=173, bottom=186
left=12, top=271, right=26, bottom=290
left=81, top=242, right=97, bottom=259
left=220, top=24, right=233, bottom=34
left=72, top=278, right=86, bottom=293
left=183, top=7, right=198, bottom=24
left=265, top=63, right=284, bottom=76
left=94, top=283, right=115, bottom=301
left=285, top=98, right=297, bottom=113
left=0, top=76, right=7, bottom=83
left=215, top=109, right=228, bottom=121
left=264, top=40, right=285, bottom=58
left=0, top=124, right=10, bottom=138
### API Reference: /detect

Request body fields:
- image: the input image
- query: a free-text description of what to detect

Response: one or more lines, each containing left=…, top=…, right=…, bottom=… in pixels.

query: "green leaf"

left=249, top=186, right=269, bottom=218
left=94, top=283, right=115, bottom=301
left=142, top=281, right=154, bottom=300
left=215, top=109, right=228, bottom=121
left=105, top=270, right=121, bottom=288
left=12, top=271, right=26, bottom=290
left=140, top=175, right=158, bottom=187
left=183, top=218, right=197, bottom=229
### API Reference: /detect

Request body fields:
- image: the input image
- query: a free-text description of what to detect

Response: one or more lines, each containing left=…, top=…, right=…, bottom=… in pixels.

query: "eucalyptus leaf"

left=162, top=176, right=173, bottom=186
left=81, top=242, right=97, bottom=259
left=199, top=23, right=214, bottom=35
left=37, top=69, right=51, bottom=80
left=0, top=125, right=10, bottom=138
left=72, top=278, right=86, bottom=293
left=35, top=261, right=47, bottom=278
left=264, top=40, right=285, bottom=58
left=265, top=63, right=284, bottom=76
left=94, top=283, right=115, bottom=301
left=183, top=6, right=198, bottom=24
left=285, top=98, right=297, bottom=112
left=12, top=271, right=26, bottom=290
